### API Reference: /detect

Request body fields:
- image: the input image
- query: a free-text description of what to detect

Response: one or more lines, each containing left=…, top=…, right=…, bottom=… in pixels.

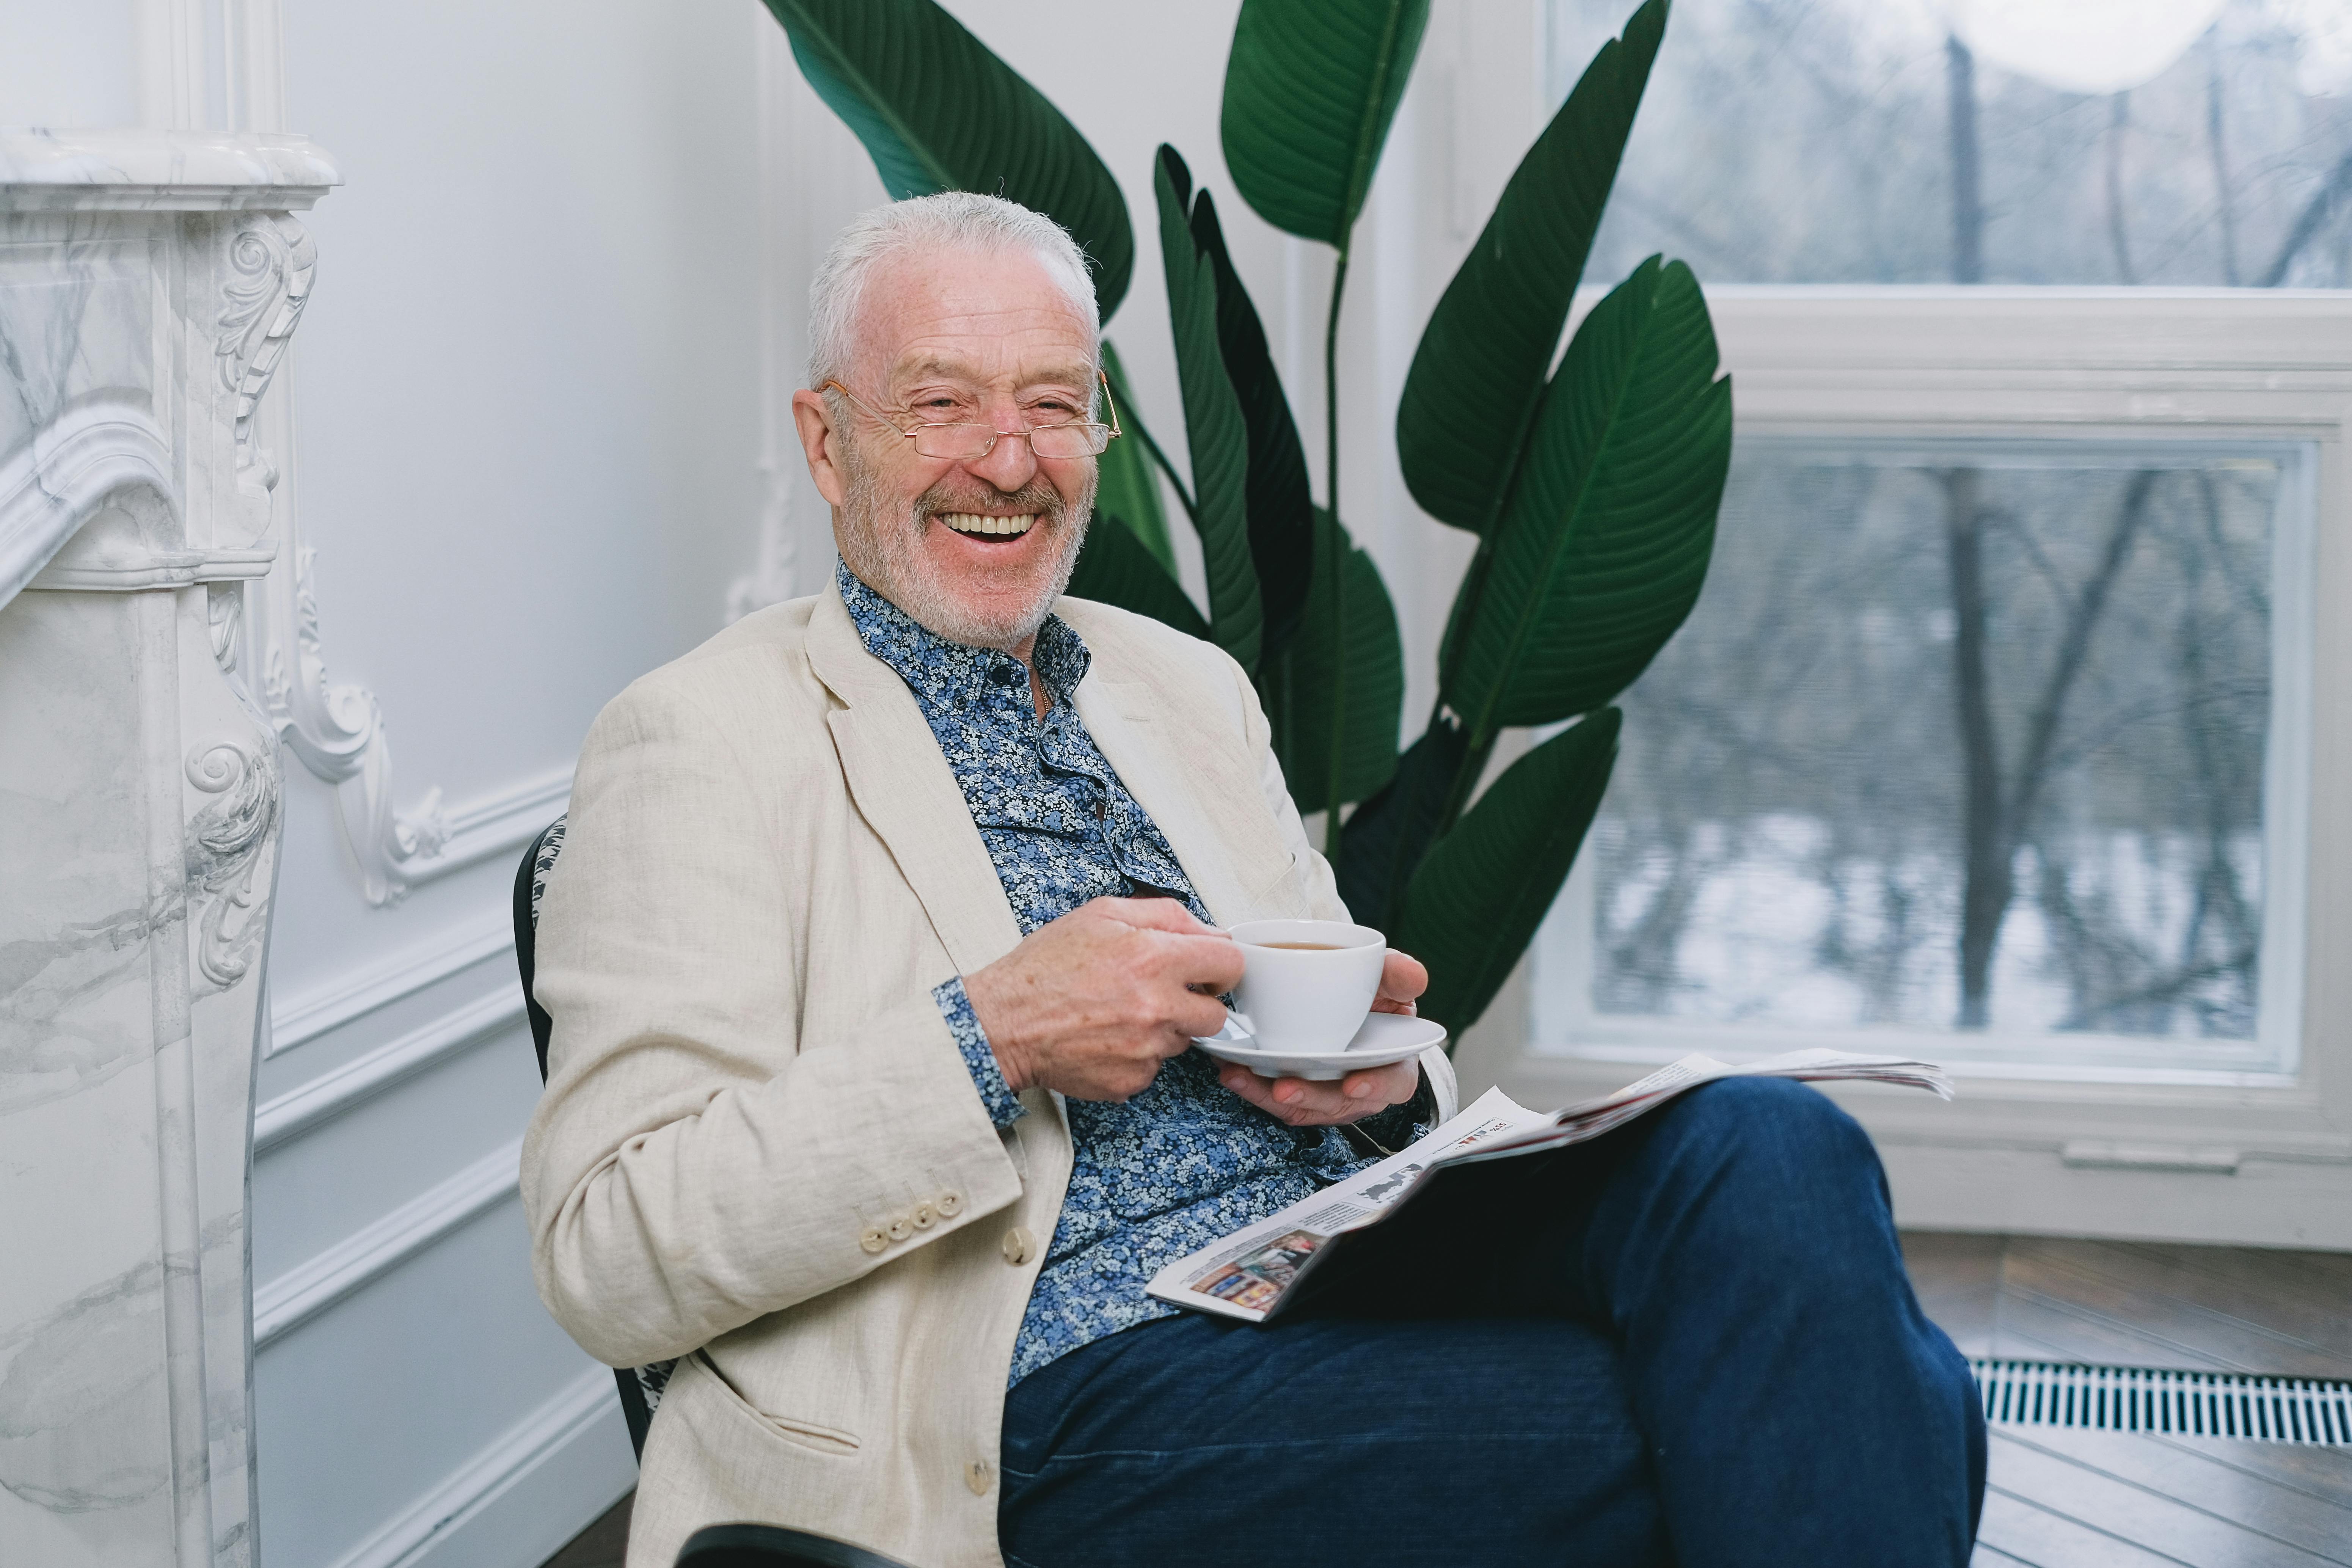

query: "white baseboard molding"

left=327, top=1365, right=636, bottom=1568
left=255, top=990, right=524, bottom=1153
left=254, top=1139, right=522, bottom=1349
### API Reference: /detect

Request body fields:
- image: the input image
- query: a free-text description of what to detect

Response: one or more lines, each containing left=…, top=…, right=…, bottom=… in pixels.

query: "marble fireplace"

left=0, top=129, right=338, bottom=1568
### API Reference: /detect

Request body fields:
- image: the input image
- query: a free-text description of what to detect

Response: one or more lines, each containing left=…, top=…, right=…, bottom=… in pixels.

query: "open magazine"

left=1146, top=1048, right=1953, bottom=1325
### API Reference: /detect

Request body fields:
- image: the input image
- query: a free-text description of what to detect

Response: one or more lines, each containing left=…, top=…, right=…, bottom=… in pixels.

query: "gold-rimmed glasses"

left=821, top=370, right=1123, bottom=461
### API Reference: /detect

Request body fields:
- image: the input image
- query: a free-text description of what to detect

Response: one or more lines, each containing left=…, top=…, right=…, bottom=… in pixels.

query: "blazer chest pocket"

left=693, top=1351, right=861, bottom=1458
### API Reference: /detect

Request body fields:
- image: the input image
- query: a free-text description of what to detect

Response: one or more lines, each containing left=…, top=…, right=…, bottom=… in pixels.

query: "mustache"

left=912, top=477, right=1073, bottom=524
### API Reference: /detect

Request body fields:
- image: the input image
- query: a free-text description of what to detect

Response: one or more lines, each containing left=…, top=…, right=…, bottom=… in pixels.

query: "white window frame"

left=1452, top=288, right=2352, bottom=1249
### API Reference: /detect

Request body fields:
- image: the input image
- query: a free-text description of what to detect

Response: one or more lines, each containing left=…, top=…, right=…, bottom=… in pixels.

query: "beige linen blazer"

left=521, top=580, right=1457, bottom=1568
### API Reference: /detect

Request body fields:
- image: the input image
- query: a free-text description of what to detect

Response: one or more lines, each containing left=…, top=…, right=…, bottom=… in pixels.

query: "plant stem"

left=1321, top=247, right=1352, bottom=857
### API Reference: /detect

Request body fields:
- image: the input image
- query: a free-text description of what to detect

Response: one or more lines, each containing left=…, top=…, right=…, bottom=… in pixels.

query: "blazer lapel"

left=804, top=585, right=1025, bottom=977
left=1075, top=672, right=1305, bottom=927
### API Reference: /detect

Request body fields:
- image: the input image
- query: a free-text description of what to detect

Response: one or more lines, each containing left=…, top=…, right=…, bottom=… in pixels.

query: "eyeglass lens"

left=908, top=424, right=1109, bottom=461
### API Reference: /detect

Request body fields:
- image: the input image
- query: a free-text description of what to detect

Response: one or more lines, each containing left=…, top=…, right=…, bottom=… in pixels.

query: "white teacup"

left=1227, top=918, right=1387, bottom=1055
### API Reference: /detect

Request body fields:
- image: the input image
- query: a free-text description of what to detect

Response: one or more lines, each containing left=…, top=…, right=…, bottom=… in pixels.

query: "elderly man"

left=522, top=193, right=1983, bottom=1568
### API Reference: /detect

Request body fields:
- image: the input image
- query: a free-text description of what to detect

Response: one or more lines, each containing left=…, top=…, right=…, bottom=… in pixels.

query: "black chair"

left=675, top=1524, right=914, bottom=1568
left=513, top=816, right=665, bottom=1457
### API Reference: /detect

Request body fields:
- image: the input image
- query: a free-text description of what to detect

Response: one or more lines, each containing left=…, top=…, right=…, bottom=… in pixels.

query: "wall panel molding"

left=324, top=1366, right=631, bottom=1568
left=255, top=990, right=522, bottom=1152
left=253, top=1138, right=520, bottom=1349
left=269, top=909, right=515, bottom=1056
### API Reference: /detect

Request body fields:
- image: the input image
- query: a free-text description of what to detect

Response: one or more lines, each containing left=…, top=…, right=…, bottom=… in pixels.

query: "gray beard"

left=833, top=438, right=1093, bottom=650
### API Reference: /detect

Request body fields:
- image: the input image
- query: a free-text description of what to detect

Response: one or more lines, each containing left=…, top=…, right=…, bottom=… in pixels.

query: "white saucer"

left=1192, top=1011, right=1447, bottom=1081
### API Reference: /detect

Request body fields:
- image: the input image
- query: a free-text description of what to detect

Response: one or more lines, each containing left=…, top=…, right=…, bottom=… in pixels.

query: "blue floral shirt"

left=837, top=565, right=1419, bottom=1385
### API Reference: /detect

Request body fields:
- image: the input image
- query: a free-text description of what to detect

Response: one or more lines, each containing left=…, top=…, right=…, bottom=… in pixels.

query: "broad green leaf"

left=1065, top=510, right=1207, bottom=639
left=1187, top=190, right=1314, bottom=662
left=1156, top=146, right=1262, bottom=671
left=1396, top=0, right=1666, bottom=533
left=1333, top=711, right=1469, bottom=931
left=1095, top=340, right=1177, bottom=575
left=1393, top=709, right=1621, bottom=1033
left=1262, top=510, right=1401, bottom=815
left=764, top=0, right=1135, bottom=317
left=1221, top=0, right=1431, bottom=247
left=1446, top=258, right=1730, bottom=733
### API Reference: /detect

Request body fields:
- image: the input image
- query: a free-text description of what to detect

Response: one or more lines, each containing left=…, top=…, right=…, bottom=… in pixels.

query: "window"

left=1457, top=5, right=2352, bottom=1240
left=1532, top=438, right=2313, bottom=1079
left=1517, top=2, right=2341, bottom=1086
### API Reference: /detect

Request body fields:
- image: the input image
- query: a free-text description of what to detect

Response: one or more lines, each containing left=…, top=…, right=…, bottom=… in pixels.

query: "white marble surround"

left=0, top=129, right=336, bottom=1568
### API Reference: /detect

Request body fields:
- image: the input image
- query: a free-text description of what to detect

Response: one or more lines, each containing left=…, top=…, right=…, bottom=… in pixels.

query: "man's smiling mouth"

left=939, top=512, right=1038, bottom=538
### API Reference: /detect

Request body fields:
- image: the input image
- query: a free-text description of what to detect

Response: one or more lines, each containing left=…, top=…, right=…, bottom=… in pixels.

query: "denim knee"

left=1643, top=1078, right=1893, bottom=1243
left=1662, top=1076, right=1873, bottom=1166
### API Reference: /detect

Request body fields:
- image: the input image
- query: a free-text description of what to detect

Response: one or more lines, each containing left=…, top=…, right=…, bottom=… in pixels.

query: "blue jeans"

left=998, top=1078, right=1985, bottom=1566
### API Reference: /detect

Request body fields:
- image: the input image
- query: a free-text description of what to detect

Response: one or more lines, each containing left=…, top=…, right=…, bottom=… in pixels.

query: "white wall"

left=248, top=2, right=774, bottom=1563
left=0, top=0, right=137, bottom=126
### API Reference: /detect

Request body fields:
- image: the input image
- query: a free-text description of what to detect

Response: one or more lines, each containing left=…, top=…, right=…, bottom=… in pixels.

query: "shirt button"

left=859, top=1227, right=887, bottom=1255
left=938, top=1191, right=964, bottom=1218
left=887, top=1213, right=914, bottom=1243
left=966, top=1458, right=994, bottom=1495
left=1001, top=1227, right=1036, bottom=1266
left=1091, top=799, right=1107, bottom=821
left=911, top=1201, right=937, bottom=1229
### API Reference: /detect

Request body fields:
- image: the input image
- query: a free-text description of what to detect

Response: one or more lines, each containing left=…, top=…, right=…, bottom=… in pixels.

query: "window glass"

left=1545, top=0, right=2352, bottom=286
left=1531, top=442, right=2308, bottom=1072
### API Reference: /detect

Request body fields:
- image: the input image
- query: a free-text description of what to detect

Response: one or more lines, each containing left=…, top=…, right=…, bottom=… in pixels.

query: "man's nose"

left=965, top=415, right=1039, bottom=494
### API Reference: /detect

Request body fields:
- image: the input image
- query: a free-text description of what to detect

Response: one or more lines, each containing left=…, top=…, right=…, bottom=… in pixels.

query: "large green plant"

left=761, top=0, right=1731, bottom=1036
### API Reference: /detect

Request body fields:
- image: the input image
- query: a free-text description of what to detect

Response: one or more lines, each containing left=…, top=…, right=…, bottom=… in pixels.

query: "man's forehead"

left=860, top=248, right=1094, bottom=384
left=890, top=347, right=1094, bottom=388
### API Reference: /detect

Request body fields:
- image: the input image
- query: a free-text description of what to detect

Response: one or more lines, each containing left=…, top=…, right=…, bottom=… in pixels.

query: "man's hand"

left=964, top=897, right=1243, bottom=1102
left=1215, top=947, right=1429, bottom=1127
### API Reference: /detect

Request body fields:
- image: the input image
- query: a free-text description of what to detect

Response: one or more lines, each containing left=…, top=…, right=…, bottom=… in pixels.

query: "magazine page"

left=1143, top=1087, right=1548, bottom=1323
left=1146, top=1050, right=1954, bottom=1324
left=1449, top=1048, right=1955, bottom=1166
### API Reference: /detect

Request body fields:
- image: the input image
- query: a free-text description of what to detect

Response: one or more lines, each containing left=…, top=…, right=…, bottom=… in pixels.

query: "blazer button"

left=1000, top=1227, right=1036, bottom=1266
left=911, top=1201, right=937, bottom=1229
left=966, top=1458, right=994, bottom=1496
left=859, top=1227, right=887, bottom=1255
left=937, top=1191, right=964, bottom=1217
left=886, top=1213, right=914, bottom=1243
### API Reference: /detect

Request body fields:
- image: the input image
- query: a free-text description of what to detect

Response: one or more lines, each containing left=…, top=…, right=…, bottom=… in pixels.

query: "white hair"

left=807, top=192, right=1099, bottom=390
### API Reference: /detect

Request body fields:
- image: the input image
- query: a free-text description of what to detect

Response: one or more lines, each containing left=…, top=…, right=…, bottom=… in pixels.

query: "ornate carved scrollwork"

left=223, top=213, right=454, bottom=907
left=216, top=213, right=316, bottom=495
left=258, top=545, right=450, bottom=905
left=183, top=740, right=280, bottom=989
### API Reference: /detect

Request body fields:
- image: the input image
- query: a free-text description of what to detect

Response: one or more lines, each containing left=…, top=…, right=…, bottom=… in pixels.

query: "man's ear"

left=791, top=388, right=849, bottom=508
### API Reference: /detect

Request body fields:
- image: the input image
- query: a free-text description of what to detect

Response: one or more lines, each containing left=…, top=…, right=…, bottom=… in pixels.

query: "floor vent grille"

left=1970, top=1359, right=2352, bottom=1445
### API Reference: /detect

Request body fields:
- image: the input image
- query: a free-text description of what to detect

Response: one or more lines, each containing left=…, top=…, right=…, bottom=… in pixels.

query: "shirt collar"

left=837, top=561, right=1091, bottom=709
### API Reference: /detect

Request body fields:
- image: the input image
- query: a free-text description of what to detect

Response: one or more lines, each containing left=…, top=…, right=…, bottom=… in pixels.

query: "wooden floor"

left=1906, top=1233, right=2352, bottom=1567
left=541, top=1235, right=2352, bottom=1568
left=544, top=1490, right=630, bottom=1568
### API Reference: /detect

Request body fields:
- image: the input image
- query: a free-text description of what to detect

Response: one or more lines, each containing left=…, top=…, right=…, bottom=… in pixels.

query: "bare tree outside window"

left=1542, top=446, right=2281, bottom=1045
left=1531, top=2, right=2322, bottom=1055
left=1546, top=0, right=2352, bottom=289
